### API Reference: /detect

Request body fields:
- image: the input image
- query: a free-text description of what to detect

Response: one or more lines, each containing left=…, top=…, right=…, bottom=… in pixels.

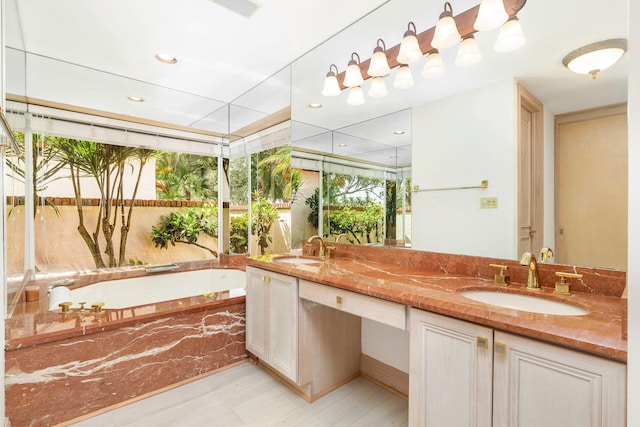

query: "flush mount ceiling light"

left=394, top=130, right=406, bottom=135
left=155, top=53, right=177, bottom=64
left=562, top=39, right=627, bottom=79
left=321, top=0, right=526, bottom=106
left=308, top=103, right=323, bottom=109
left=127, top=96, right=144, bottom=102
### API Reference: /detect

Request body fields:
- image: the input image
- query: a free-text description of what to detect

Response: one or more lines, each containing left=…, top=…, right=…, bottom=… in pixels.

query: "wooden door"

left=493, top=331, right=626, bottom=427
left=517, top=85, right=544, bottom=257
left=409, top=309, right=493, bottom=427
left=555, top=104, right=628, bottom=269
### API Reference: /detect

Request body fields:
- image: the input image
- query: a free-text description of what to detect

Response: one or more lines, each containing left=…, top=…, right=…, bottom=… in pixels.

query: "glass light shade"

left=343, top=61, right=364, bottom=88
left=397, top=33, right=422, bottom=64
left=368, top=77, right=388, bottom=98
left=431, top=16, right=461, bottom=49
left=393, top=65, right=414, bottom=90
left=422, top=51, right=446, bottom=79
left=322, top=74, right=341, bottom=96
left=368, top=50, right=391, bottom=77
left=562, top=39, right=627, bottom=79
left=494, top=17, right=526, bottom=52
left=474, top=0, right=509, bottom=31
left=455, top=36, right=483, bottom=67
left=346, top=86, right=365, bottom=105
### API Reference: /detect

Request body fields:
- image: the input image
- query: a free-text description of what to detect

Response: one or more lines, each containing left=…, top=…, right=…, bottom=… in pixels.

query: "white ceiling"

left=4, top=0, right=629, bottom=167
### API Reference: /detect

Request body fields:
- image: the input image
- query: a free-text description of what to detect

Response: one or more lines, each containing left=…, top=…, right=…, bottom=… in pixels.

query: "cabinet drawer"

left=299, top=280, right=406, bottom=330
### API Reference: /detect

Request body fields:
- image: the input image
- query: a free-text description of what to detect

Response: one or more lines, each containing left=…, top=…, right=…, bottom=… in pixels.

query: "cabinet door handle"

left=336, top=296, right=343, bottom=304
left=494, top=342, right=507, bottom=355
left=476, top=336, right=489, bottom=349
left=262, top=276, right=271, bottom=283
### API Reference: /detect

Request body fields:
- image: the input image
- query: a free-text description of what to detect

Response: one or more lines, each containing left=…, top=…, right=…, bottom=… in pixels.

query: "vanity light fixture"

left=422, top=50, right=446, bottom=79
left=321, top=0, right=527, bottom=105
left=322, top=64, right=341, bottom=96
left=473, top=0, right=508, bottom=31
left=431, top=2, right=461, bottom=50
left=562, top=39, right=627, bottom=79
left=127, top=96, right=144, bottom=102
left=343, top=53, right=364, bottom=88
left=346, top=86, right=365, bottom=105
left=368, top=76, right=388, bottom=98
left=368, top=39, right=391, bottom=76
left=393, top=65, right=414, bottom=90
left=455, top=35, right=483, bottom=67
left=397, top=22, right=422, bottom=64
left=155, top=53, right=177, bottom=64
left=494, top=16, right=526, bottom=52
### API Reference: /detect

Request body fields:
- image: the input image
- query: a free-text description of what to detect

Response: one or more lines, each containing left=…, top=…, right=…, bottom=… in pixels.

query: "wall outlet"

left=480, top=197, right=498, bottom=209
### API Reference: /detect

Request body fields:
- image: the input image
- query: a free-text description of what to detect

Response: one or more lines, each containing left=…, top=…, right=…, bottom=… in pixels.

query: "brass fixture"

left=336, top=234, right=349, bottom=243
left=519, top=252, right=539, bottom=290
left=489, top=264, right=509, bottom=286
left=307, top=235, right=326, bottom=257
left=58, top=301, right=73, bottom=313
left=554, top=272, right=583, bottom=296
left=325, top=244, right=336, bottom=259
left=539, top=247, right=554, bottom=263
left=91, top=302, right=105, bottom=314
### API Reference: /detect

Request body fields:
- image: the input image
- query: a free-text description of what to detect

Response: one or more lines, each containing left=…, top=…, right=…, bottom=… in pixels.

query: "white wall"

left=627, top=0, right=639, bottom=424
left=411, top=79, right=518, bottom=259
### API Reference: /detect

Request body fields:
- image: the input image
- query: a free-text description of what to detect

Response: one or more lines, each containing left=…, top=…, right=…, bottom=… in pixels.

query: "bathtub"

left=50, top=268, right=246, bottom=310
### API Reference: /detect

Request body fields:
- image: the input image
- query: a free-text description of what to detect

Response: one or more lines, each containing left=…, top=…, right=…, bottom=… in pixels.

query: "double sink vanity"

left=245, top=243, right=627, bottom=426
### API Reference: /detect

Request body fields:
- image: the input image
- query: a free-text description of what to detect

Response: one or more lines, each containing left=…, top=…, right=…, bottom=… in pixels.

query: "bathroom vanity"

left=246, top=245, right=627, bottom=426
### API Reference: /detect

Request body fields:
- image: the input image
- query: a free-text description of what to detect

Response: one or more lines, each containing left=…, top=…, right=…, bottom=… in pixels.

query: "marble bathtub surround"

left=257, top=243, right=626, bottom=361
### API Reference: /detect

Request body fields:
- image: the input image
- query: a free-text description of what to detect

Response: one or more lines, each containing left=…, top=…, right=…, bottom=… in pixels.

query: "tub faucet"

left=307, top=235, right=326, bottom=257
left=519, top=252, right=539, bottom=290
left=539, top=247, right=554, bottom=263
left=336, top=234, right=349, bottom=243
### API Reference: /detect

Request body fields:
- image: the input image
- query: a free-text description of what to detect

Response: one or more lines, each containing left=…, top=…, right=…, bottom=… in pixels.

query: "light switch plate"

left=480, top=197, right=498, bottom=209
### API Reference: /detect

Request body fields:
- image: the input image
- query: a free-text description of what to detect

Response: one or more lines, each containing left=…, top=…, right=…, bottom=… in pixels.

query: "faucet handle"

left=91, top=302, right=105, bottom=314
left=58, top=301, right=73, bottom=313
left=489, top=264, right=509, bottom=286
left=554, top=272, right=582, bottom=295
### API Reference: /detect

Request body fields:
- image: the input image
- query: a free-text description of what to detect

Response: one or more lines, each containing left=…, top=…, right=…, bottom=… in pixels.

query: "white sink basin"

left=459, top=290, right=589, bottom=316
left=274, top=257, right=322, bottom=265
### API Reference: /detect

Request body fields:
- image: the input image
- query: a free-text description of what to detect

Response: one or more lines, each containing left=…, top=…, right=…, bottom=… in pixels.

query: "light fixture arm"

left=374, top=38, right=387, bottom=53
left=332, top=0, right=526, bottom=89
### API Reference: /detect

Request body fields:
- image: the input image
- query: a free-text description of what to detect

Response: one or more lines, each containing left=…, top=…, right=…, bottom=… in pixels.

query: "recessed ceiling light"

left=394, top=130, right=405, bottom=135
left=338, top=144, right=347, bottom=148
left=308, top=103, right=323, bottom=109
left=128, top=96, right=144, bottom=102
left=155, top=53, right=177, bottom=64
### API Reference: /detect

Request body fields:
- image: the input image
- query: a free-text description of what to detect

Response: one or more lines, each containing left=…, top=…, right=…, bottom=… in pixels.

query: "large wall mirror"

left=3, top=0, right=629, bottom=280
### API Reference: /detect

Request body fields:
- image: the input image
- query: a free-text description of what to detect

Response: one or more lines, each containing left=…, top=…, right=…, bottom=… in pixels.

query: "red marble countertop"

left=5, top=258, right=248, bottom=351
left=247, top=254, right=627, bottom=362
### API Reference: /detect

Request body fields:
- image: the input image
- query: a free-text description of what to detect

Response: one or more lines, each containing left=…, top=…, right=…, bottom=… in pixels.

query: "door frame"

left=517, top=84, right=544, bottom=256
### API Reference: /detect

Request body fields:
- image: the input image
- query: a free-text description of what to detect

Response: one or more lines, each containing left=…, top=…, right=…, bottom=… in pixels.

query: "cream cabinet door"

left=268, top=271, right=298, bottom=383
left=246, top=266, right=298, bottom=383
left=409, top=308, right=493, bottom=427
left=493, top=331, right=626, bottom=427
left=246, top=267, right=268, bottom=360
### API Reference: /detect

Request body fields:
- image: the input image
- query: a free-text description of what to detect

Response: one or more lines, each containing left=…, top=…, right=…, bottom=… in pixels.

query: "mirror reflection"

left=4, top=0, right=629, bottom=274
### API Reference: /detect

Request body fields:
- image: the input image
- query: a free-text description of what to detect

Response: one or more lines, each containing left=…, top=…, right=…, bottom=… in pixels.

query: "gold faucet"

left=336, top=234, right=349, bottom=243
left=519, top=252, right=540, bottom=290
left=307, top=235, right=326, bottom=257
left=539, top=247, right=554, bottom=263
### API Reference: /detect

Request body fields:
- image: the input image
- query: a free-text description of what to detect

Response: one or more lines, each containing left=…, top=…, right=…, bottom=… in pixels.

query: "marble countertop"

left=247, top=254, right=626, bottom=362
